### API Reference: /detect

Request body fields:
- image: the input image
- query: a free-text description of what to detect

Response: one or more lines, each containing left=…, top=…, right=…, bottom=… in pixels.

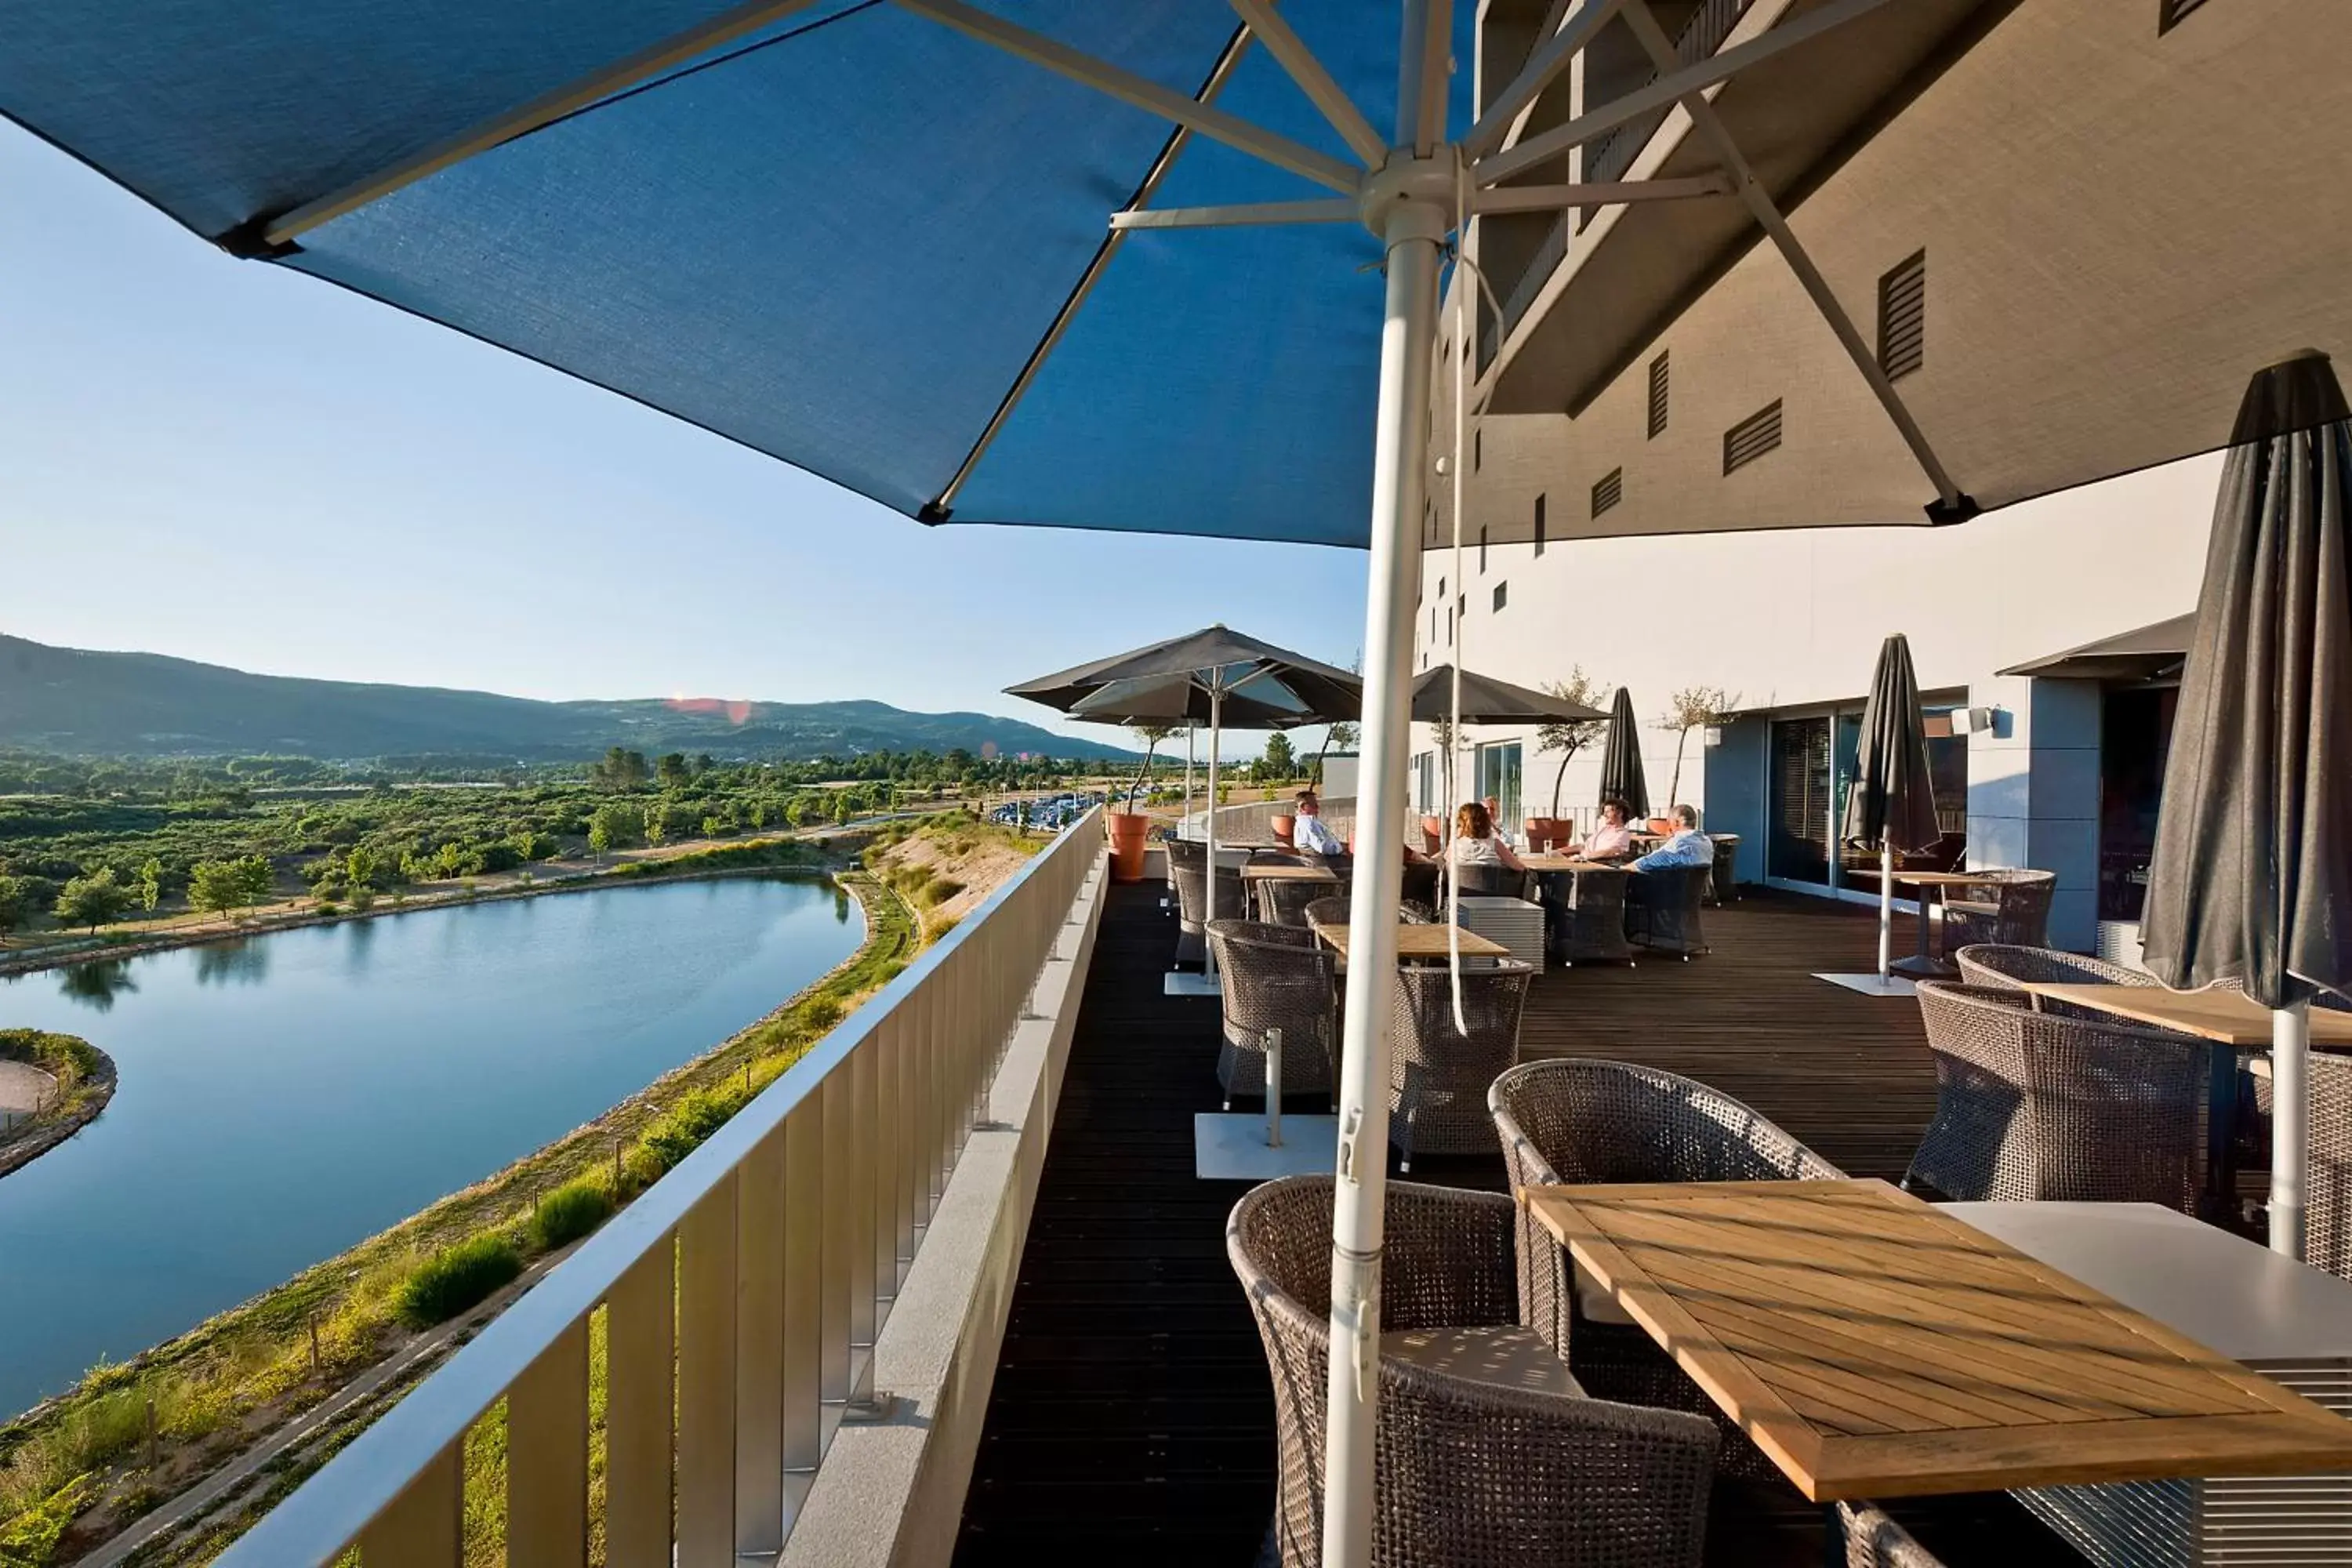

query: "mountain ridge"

left=0, top=633, right=1135, bottom=762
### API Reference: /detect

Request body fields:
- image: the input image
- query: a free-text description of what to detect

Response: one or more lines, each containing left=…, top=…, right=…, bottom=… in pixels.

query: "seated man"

left=1577, top=798, right=1636, bottom=861
left=1628, top=804, right=1712, bottom=874
left=1291, top=789, right=1347, bottom=857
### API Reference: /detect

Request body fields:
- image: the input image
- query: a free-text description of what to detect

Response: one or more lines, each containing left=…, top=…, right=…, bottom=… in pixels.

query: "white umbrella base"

left=1195, top=1113, right=1338, bottom=1181
left=1815, top=972, right=1918, bottom=996
left=1164, top=971, right=1225, bottom=998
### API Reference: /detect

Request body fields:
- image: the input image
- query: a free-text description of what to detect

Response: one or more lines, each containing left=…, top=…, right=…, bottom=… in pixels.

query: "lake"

left=0, top=875, right=862, bottom=1418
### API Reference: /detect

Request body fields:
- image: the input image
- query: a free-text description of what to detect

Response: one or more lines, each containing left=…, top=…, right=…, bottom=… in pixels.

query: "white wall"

left=1410, top=452, right=2218, bottom=945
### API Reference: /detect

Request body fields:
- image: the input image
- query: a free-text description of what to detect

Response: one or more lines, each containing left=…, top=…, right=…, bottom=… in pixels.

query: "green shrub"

left=396, top=1235, right=523, bottom=1329
left=0, top=1472, right=96, bottom=1568
left=629, top=1088, right=741, bottom=1179
left=529, top=1180, right=614, bottom=1252
left=917, top=877, right=962, bottom=907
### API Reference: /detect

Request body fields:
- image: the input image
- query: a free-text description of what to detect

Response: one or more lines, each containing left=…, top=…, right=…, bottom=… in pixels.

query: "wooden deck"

left=953, top=881, right=2086, bottom=1566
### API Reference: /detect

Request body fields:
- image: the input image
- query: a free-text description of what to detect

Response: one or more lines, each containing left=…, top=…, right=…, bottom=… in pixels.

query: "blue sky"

left=0, top=124, right=1367, bottom=747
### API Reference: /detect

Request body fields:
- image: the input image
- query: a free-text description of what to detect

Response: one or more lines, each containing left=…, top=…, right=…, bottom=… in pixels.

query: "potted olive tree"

left=1106, top=723, right=1175, bottom=882
left=1527, top=667, right=1606, bottom=851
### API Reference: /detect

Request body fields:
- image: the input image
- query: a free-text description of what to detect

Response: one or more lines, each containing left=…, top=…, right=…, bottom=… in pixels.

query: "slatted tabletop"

left=1313, top=923, right=1507, bottom=960
left=1239, top=861, right=1342, bottom=883
left=1522, top=1179, right=2352, bottom=1501
left=1522, top=855, right=1628, bottom=873
left=2016, top=982, right=2352, bottom=1047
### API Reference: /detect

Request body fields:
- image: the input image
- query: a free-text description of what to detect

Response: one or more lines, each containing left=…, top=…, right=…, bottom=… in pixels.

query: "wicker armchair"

left=1534, top=865, right=1634, bottom=966
left=1490, top=1059, right=1841, bottom=1420
left=1227, top=1175, right=1718, bottom=1568
left=1401, top=858, right=1441, bottom=912
left=1907, top=982, right=2209, bottom=1210
left=1952, top=944, right=2157, bottom=1012
left=1302, top=895, right=1434, bottom=930
left=1836, top=1502, right=1945, bottom=1567
left=1624, top=864, right=1709, bottom=957
left=1941, top=869, right=2056, bottom=949
left=1447, top=861, right=1530, bottom=900
left=1206, top=920, right=1336, bottom=1107
left=1254, top=876, right=1334, bottom=928
left=1390, top=961, right=1534, bottom=1171
left=1168, top=838, right=1243, bottom=940
left=2306, top=1047, right=2352, bottom=1282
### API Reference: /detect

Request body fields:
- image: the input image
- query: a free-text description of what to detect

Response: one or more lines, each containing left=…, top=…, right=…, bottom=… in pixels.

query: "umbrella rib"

left=1110, top=198, right=1357, bottom=230
left=891, top=0, right=1361, bottom=194
left=1225, top=0, right=1387, bottom=167
left=1471, top=0, right=1901, bottom=189
left=1459, top=0, right=1624, bottom=163
left=924, top=27, right=1254, bottom=521
left=259, top=0, right=829, bottom=246
left=1613, top=0, right=1967, bottom=514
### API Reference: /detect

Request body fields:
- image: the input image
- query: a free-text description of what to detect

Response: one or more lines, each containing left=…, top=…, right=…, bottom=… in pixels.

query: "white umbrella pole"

left=1879, top=844, right=1893, bottom=981
left=2273, top=999, right=2310, bottom=1258
left=1322, top=193, right=1443, bottom=1568
left=1204, top=684, right=1222, bottom=982
left=1185, top=725, right=1196, bottom=839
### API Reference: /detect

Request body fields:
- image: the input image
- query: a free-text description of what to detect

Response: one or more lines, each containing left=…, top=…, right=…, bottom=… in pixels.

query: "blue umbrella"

left=0, top=4, right=1965, bottom=1559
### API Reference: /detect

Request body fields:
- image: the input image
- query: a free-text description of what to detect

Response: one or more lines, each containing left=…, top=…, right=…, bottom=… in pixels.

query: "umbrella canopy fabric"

left=1841, top=634, right=1940, bottom=854
left=2143, top=354, right=2352, bottom=1011
left=1596, top=688, right=1650, bottom=817
left=1007, top=625, right=1361, bottom=728
left=1410, top=664, right=1602, bottom=726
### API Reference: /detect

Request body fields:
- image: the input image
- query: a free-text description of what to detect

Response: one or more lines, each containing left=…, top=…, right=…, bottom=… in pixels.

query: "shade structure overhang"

left=1996, top=612, right=2198, bottom=683
left=1410, top=663, right=1603, bottom=725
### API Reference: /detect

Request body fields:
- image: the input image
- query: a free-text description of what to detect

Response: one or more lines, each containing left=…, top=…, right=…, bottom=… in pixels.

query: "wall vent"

left=1492, top=581, right=1508, bottom=613
left=1877, top=250, right=1926, bottom=381
left=1534, top=494, right=1548, bottom=556
left=1723, top=401, right=1783, bottom=475
left=2158, top=0, right=2209, bottom=33
left=1591, top=466, right=1624, bottom=517
left=1646, top=351, right=1670, bottom=439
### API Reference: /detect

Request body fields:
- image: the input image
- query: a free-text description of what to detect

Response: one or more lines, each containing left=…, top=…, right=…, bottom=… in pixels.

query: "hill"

left=0, top=634, right=1133, bottom=763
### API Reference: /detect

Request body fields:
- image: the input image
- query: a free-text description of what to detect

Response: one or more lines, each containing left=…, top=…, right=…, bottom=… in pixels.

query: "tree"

left=655, top=753, right=691, bottom=790
left=593, top=747, right=651, bottom=792
left=232, top=855, right=275, bottom=912
left=644, top=811, right=667, bottom=847
left=587, top=815, right=612, bottom=862
left=1259, top=731, right=1296, bottom=782
left=0, top=875, right=27, bottom=942
left=188, top=860, right=248, bottom=920
left=1535, top=668, right=1610, bottom=818
left=137, top=857, right=165, bottom=914
left=1659, top=684, right=1740, bottom=808
left=832, top=793, right=852, bottom=826
left=1124, top=723, right=1178, bottom=810
left=587, top=803, right=641, bottom=862
left=345, top=844, right=383, bottom=890
left=55, top=869, right=132, bottom=933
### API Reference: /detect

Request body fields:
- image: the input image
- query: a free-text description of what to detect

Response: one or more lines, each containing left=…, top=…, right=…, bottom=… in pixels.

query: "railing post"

left=735, top=1127, right=790, bottom=1555
left=851, top=1038, right=881, bottom=1399
left=506, top=1318, right=590, bottom=1563
left=676, top=1177, right=737, bottom=1568
left=357, top=1442, right=461, bottom=1568
left=604, top=1240, right=675, bottom=1568
left=779, top=1099, right=826, bottom=1520
left=821, top=1069, right=855, bottom=1421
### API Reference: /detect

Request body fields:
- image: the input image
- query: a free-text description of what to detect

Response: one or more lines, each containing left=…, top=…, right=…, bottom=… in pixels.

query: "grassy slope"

left=0, top=815, right=1036, bottom=1565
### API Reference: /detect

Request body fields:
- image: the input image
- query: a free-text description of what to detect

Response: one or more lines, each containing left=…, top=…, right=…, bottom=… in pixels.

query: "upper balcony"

left=1474, top=0, right=2011, bottom=415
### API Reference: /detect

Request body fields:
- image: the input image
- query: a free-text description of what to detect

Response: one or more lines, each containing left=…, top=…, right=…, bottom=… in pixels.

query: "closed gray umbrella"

left=1841, top=633, right=1940, bottom=987
left=1596, top=688, right=1650, bottom=819
left=1410, top=664, right=1605, bottom=726
left=2143, top=351, right=2352, bottom=1260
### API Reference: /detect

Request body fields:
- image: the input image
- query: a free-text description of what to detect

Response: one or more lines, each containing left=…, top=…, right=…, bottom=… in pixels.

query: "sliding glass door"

left=1769, top=717, right=1832, bottom=885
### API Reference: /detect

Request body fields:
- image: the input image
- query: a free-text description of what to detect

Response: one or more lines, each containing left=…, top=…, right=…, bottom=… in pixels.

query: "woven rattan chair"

left=1168, top=838, right=1243, bottom=949
left=1206, top=920, right=1336, bottom=1106
left=1447, top=860, right=1530, bottom=900
left=1401, top=858, right=1441, bottom=912
left=1907, top=982, right=2209, bottom=1211
left=1836, top=1502, right=1945, bottom=1567
left=1534, top=864, right=1635, bottom=966
left=1942, top=869, right=2056, bottom=949
left=1253, top=875, right=1334, bottom=928
left=2305, top=1047, right=2352, bottom=1282
left=1227, top=1175, right=1718, bottom=1568
left=1390, top=961, right=1534, bottom=1171
left=1302, top=895, right=1434, bottom=930
left=1490, top=1058, right=1842, bottom=1425
left=1624, top=864, right=1709, bottom=958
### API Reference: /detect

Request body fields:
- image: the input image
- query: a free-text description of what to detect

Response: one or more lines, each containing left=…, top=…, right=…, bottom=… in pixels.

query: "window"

left=1479, top=527, right=1488, bottom=573
left=1646, top=350, right=1669, bottom=439
left=1723, top=401, right=1784, bottom=475
left=1493, top=580, right=1508, bottom=612
left=1446, top=606, right=1454, bottom=644
left=1591, top=466, right=1623, bottom=518
left=1877, top=250, right=1926, bottom=381
left=2158, top=0, right=2209, bottom=32
left=1473, top=428, right=1482, bottom=471
left=1534, top=494, right=1547, bottom=556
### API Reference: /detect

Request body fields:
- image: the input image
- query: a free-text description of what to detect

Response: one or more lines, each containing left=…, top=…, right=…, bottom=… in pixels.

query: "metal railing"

left=1478, top=0, right=1755, bottom=368
left=219, top=809, right=1106, bottom=1566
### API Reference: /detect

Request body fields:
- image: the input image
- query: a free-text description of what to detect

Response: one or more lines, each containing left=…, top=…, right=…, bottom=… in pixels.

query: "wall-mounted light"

left=1950, top=706, right=2000, bottom=735
left=1702, top=726, right=1725, bottom=748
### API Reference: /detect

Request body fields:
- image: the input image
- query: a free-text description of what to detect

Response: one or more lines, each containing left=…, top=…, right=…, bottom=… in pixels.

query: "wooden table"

left=1313, top=922, right=1506, bottom=963
left=1521, top=1179, right=2352, bottom=1501
left=1240, top=860, right=1342, bottom=884
left=2016, top=983, right=2352, bottom=1047
left=1521, top=854, right=1628, bottom=874
left=1849, top=869, right=1985, bottom=976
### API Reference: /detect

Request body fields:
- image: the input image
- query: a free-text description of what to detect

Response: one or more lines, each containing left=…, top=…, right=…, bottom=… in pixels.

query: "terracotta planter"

left=1421, top=814, right=1446, bottom=847
left=1523, top=816, right=1569, bottom=852
left=1105, top=811, right=1150, bottom=884
left=1270, top=813, right=1296, bottom=847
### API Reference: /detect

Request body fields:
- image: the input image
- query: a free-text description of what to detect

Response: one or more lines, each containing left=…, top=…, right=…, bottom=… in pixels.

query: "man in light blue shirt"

left=1292, top=791, right=1347, bottom=857
left=1631, top=804, right=1713, bottom=872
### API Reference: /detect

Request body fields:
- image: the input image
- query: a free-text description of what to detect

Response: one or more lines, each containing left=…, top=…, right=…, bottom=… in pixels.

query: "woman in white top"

left=1446, top=800, right=1526, bottom=873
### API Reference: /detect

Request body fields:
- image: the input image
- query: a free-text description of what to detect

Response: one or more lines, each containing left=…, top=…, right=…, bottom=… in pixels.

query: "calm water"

left=0, top=876, right=861, bottom=1417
